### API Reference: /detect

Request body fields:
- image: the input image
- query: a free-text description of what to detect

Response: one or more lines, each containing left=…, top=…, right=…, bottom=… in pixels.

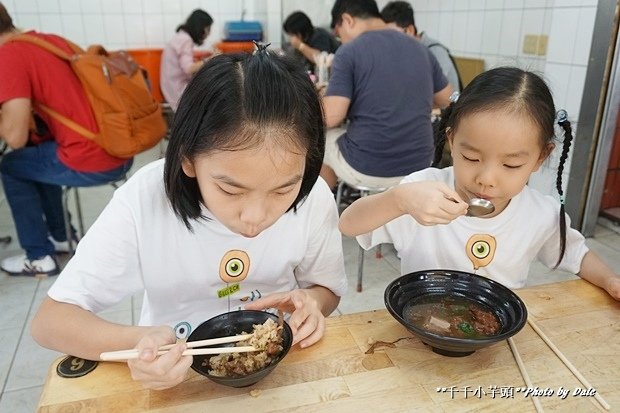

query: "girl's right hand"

left=126, top=326, right=193, bottom=390
left=394, top=181, right=468, bottom=225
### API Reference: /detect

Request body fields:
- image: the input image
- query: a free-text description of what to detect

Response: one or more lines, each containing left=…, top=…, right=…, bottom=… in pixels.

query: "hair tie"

left=560, top=195, right=566, bottom=205
left=556, top=109, right=568, bottom=124
left=252, top=41, right=271, bottom=54
left=449, top=92, right=460, bottom=103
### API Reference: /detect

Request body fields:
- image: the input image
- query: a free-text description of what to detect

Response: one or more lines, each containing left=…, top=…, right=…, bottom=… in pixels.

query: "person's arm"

left=433, top=84, right=453, bottom=109
left=176, top=36, right=203, bottom=76
left=31, top=297, right=164, bottom=360
left=578, top=251, right=620, bottom=300
left=339, top=181, right=468, bottom=237
left=322, top=95, right=350, bottom=128
left=32, top=297, right=193, bottom=390
left=0, top=98, right=31, bottom=148
left=290, top=35, right=321, bottom=65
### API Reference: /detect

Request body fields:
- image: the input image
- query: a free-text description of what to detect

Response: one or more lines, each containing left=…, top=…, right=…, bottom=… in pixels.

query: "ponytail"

left=554, top=109, right=573, bottom=268
left=432, top=103, right=455, bottom=167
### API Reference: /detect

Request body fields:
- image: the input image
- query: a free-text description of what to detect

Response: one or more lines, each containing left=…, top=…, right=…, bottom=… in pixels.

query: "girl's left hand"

left=243, top=289, right=325, bottom=348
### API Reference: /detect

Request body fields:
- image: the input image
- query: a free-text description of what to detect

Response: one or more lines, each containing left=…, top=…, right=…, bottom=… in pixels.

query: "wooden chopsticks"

left=527, top=318, right=611, bottom=411
left=507, top=337, right=545, bottom=413
left=509, top=316, right=611, bottom=412
left=100, top=333, right=255, bottom=361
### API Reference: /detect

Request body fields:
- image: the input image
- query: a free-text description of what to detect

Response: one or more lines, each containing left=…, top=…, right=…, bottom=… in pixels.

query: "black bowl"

left=188, top=310, right=293, bottom=387
left=384, top=269, right=527, bottom=357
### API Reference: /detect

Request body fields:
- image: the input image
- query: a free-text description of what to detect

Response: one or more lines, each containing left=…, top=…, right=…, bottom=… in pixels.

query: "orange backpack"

left=11, top=34, right=167, bottom=159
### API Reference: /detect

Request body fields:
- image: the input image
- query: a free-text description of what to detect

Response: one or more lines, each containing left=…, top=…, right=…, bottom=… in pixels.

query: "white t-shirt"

left=358, top=167, right=589, bottom=289
left=49, top=159, right=347, bottom=338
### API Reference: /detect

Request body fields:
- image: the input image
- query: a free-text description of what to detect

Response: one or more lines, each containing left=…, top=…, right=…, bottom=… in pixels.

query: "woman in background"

left=160, top=9, right=213, bottom=111
left=283, top=11, right=339, bottom=71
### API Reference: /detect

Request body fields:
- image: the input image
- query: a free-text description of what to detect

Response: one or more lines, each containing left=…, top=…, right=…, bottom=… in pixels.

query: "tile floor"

left=1, top=145, right=619, bottom=412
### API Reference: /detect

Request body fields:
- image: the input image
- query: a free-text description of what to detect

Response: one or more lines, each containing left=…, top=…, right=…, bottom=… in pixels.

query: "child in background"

left=339, top=67, right=620, bottom=300
left=32, top=48, right=348, bottom=390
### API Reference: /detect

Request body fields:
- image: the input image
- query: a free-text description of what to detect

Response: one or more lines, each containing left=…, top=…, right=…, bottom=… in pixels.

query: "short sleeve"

left=536, top=212, right=589, bottom=273
left=0, top=46, right=32, bottom=103
left=428, top=52, right=449, bottom=93
left=293, top=181, right=348, bottom=296
left=47, top=189, right=144, bottom=313
left=325, top=45, right=354, bottom=99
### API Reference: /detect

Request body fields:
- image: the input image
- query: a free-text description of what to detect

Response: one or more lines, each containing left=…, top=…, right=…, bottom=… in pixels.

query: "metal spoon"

left=446, top=196, right=495, bottom=217
left=466, top=198, right=495, bottom=217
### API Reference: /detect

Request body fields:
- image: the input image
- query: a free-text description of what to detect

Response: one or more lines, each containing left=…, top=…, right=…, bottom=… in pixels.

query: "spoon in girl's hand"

left=466, top=198, right=495, bottom=217
left=446, top=196, right=495, bottom=217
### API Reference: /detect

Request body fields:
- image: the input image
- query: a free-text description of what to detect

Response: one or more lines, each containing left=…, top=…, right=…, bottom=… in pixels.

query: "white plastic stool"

left=335, top=180, right=393, bottom=292
left=61, top=177, right=127, bottom=255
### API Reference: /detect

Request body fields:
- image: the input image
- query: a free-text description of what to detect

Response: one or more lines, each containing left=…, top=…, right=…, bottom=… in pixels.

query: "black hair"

left=177, top=9, right=213, bottom=45
left=330, top=0, right=382, bottom=29
left=0, top=2, right=15, bottom=35
left=381, top=1, right=416, bottom=30
left=283, top=11, right=314, bottom=43
left=164, top=49, right=325, bottom=230
left=431, top=67, right=573, bottom=268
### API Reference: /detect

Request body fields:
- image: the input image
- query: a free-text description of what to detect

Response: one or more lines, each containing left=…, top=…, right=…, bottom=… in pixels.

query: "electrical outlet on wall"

left=523, top=34, right=538, bottom=54
left=536, top=35, right=548, bottom=56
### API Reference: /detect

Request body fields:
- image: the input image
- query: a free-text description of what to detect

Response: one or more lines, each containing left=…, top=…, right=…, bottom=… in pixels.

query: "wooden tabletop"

left=37, top=279, right=620, bottom=412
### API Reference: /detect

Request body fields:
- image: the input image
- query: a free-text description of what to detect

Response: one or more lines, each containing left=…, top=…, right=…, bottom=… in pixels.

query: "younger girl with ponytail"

left=339, top=67, right=620, bottom=299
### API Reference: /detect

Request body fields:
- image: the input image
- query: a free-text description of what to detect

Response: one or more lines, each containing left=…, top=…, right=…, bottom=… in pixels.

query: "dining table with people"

left=36, top=278, right=619, bottom=412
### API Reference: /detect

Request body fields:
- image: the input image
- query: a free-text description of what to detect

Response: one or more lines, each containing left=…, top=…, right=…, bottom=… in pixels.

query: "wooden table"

left=37, top=279, right=620, bottom=412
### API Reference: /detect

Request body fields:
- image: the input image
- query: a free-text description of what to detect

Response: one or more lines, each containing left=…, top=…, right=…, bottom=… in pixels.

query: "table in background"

left=37, top=279, right=620, bottom=412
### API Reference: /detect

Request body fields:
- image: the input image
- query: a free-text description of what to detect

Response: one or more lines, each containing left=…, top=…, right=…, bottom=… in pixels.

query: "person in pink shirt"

left=160, top=9, right=213, bottom=111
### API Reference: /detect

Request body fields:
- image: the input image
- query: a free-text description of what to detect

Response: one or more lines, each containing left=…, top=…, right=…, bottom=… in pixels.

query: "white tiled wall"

left=4, top=0, right=601, bottom=197
left=408, top=0, right=597, bottom=196
left=3, top=0, right=277, bottom=51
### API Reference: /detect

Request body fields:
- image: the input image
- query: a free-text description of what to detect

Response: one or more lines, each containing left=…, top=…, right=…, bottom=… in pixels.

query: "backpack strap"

left=9, top=34, right=96, bottom=141
left=35, top=103, right=97, bottom=140
left=427, top=42, right=464, bottom=91
left=10, top=33, right=74, bottom=61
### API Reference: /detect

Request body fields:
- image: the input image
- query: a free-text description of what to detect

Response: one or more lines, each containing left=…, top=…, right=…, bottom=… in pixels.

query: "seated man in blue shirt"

left=321, top=0, right=452, bottom=190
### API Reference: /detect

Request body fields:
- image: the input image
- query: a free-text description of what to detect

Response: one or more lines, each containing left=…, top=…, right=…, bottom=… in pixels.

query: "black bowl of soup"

left=188, top=310, right=293, bottom=387
left=384, top=270, right=527, bottom=357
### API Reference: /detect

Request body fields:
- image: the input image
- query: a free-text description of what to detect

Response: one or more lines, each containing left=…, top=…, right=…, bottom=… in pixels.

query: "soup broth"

left=403, top=295, right=501, bottom=339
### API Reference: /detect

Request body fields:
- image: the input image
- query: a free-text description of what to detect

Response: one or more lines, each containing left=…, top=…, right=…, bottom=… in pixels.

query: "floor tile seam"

left=0, top=279, right=44, bottom=394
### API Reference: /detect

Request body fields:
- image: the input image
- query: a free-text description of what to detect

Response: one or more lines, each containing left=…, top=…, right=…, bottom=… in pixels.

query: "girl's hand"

left=126, top=326, right=193, bottom=390
left=394, top=181, right=468, bottom=225
left=605, top=276, right=620, bottom=301
left=244, top=289, right=325, bottom=348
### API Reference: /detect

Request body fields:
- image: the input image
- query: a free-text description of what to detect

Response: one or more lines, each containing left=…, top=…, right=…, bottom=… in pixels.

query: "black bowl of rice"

left=188, top=310, right=293, bottom=387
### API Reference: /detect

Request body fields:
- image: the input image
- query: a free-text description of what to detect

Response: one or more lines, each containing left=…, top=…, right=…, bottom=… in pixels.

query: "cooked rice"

left=205, top=318, right=284, bottom=377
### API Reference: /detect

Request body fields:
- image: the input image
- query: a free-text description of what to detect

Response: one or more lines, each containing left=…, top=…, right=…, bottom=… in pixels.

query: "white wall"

left=2, top=0, right=281, bottom=51
left=409, top=0, right=598, bottom=195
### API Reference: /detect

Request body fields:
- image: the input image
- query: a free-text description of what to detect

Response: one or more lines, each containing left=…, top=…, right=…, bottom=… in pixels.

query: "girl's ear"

left=533, top=142, right=555, bottom=171
left=446, top=127, right=454, bottom=153
left=181, top=158, right=196, bottom=178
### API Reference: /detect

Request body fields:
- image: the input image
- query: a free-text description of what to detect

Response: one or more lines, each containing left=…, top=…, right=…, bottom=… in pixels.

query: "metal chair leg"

left=335, top=181, right=345, bottom=212
left=62, top=187, right=75, bottom=256
left=73, top=188, right=85, bottom=237
left=357, top=243, right=365, bottom=292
